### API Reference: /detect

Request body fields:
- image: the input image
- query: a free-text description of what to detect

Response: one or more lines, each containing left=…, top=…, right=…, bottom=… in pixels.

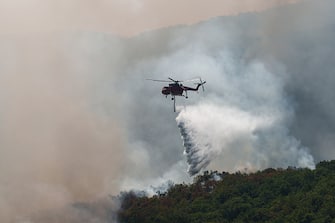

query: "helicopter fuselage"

left=161, top=82, right=204, bottom=97
left=162, top=83, right=184, bottom=96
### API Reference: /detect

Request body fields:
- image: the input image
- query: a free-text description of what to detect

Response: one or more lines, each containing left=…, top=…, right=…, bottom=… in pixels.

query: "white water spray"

left=176, top=61, right=315, bottom=175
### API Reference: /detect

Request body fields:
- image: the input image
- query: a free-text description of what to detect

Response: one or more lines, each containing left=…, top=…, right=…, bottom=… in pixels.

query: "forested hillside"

left=118, top=161, right=335, bottom=223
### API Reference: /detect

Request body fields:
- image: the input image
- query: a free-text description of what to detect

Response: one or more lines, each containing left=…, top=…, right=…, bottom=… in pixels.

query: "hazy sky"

left=0, top=0, right=301, bottom=36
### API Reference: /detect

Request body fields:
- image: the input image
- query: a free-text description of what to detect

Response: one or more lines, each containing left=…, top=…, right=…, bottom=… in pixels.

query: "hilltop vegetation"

left=118, top=161, right=335, bottom=223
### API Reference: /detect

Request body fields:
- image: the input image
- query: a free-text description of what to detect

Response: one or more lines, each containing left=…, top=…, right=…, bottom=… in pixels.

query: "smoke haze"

left=0, top=0, right=301, bottom=36
left=0, top=34, right=126, bottom=222
left=1, top=0, right=335, bottom=222
left=117, top=0, right=335, bottom=182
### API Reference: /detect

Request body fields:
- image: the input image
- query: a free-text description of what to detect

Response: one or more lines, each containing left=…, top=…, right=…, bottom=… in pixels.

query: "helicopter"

left=147, top=77, right=206, bottom=112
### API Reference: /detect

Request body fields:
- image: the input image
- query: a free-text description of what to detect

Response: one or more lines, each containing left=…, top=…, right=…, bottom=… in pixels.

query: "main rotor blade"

left=168, top=77, right=181, bottom=83
left=146, top=79, right=172, bottom=82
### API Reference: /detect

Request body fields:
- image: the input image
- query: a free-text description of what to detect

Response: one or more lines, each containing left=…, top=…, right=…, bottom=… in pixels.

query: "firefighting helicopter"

left=147, top=77, right=206, bottom=112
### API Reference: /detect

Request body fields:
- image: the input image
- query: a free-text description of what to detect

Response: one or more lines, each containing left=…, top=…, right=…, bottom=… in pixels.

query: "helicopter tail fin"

left=195, top=78, right=206, bottom=91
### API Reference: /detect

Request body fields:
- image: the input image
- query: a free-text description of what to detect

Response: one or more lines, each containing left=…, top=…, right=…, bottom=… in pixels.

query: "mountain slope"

left=118, top=161, right=335, bottom=222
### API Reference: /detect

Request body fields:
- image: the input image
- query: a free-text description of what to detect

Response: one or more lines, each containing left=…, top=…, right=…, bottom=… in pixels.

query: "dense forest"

left=118, top=161, right=335, bottom=223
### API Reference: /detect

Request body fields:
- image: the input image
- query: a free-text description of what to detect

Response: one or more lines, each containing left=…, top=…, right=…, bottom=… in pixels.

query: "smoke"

left=177, top=93, right=315, bottom=175
left=120, top=0, right=335, bottom=177
left=1, top=0, right=335, bottom=222
left=27, top=198, right=120, bottom=223
left=0, top=33, right=128, bottom=222
left=0, top=0, right=302, bottom=36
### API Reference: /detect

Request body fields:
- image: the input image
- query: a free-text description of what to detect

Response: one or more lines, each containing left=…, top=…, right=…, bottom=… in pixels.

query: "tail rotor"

left=194, top=77, right=206, bottom=92
left=199, top=78, right=206, bottom=92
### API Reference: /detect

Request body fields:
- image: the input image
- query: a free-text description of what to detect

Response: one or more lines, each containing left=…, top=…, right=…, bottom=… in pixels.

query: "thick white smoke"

left=175, top=58, right=315, bottom=175
left=116, top=0, right=335, bottom=184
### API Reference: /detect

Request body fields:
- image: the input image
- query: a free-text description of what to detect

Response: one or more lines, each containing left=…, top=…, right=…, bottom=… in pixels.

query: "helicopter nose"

left=162, top=87, right=170, bottom=95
